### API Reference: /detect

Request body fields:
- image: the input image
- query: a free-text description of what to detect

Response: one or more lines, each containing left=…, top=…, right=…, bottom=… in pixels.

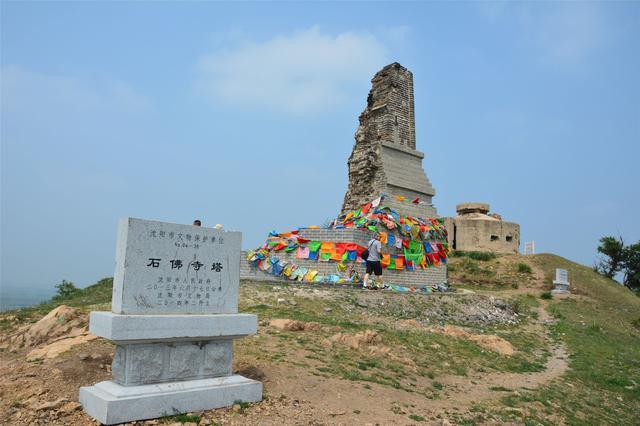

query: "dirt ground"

left=0, top=255, right=573, bottom=425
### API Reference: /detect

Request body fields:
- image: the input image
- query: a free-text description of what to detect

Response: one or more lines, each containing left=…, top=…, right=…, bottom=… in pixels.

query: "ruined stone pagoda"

left=342, top=62, right=437, bottom=219
left=240, top=62, right=448, bottom=289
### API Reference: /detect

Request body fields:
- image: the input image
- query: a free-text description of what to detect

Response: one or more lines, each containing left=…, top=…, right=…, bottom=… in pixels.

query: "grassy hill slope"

left=1, top=253, right=638, bottom=425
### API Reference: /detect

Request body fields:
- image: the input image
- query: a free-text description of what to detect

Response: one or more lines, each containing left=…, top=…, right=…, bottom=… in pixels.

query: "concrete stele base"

left=551, top=282, right=570, bottom=295
left=80, top=375, right=262, bottom=425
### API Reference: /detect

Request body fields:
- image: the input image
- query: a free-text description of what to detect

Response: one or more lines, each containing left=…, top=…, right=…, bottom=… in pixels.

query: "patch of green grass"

left=356, top=359, right=380, bottom=370
left=432, top=381, right=443, bottom=390
left=457, top=258, right=496, bottom=276
left=540, top=291, right=553, bottom=300
left=510, top=294, right=540, bottom=318
left=452, top=251, right=497, bottom=261
left=489, top=386, right=511, bottom=392
left=516, top=263, right=532, bottom=274
left=162, top=413, right=201, bottom=423
left=408, top=413, right=425, bottom=422
left=383, top=326, right=547, bottom=379
left=242, top=291, right=362, bottom=330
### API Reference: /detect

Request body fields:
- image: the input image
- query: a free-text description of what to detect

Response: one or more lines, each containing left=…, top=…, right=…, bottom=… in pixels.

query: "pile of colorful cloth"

left=246, top=196, right=450, bottom=288
left=324, top=195, right=448, bottom=242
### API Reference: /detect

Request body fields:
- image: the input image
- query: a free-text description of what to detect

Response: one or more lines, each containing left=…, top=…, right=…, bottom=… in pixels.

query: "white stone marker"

left=80, top=218, right=262, bottom=425
left=524, top=241, right=535, bottom=255
left=551, top=268, right=570, bottom=294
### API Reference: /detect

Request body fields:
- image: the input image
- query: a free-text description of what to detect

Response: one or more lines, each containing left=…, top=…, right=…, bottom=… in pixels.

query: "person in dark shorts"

left=363, top=233, right=383, bottom=289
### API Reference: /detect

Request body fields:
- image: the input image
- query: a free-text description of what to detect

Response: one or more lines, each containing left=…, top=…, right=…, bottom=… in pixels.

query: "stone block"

left=89, top=312, right=257, bottom=343
left=124, top=344, right=164, bottom=384
left=112, top=218, right=241, bottom=315
left=168, top=344, right=201, bottom=378
left=203, top=342, right=233, bottom=376
left=79, top=375, right=262, bottom=425
left=111, top=340, right=234, bottom=386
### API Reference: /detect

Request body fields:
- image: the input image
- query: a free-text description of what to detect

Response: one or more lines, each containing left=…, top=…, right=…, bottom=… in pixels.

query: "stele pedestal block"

left=80, top=218, right=262, bottom=425
left=551, top=268, right=570, bottom=295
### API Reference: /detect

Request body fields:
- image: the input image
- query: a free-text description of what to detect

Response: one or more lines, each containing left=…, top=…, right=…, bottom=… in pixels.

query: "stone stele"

left=551, top=268, right=570, bottom=294
left=80, top=218, right=262, bottom=425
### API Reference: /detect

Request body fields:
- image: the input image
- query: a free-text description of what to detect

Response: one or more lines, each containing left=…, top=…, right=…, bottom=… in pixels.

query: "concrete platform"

left=89, top=312, right=257, bottom=343
left=80, top=375, right=262, bottom=425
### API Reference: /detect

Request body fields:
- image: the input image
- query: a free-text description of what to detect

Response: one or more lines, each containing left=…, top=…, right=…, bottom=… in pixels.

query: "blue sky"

left=1, top=1, right=639, bottom=291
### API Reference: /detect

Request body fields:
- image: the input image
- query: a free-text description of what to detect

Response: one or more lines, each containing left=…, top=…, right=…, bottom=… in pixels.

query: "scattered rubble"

left=26, top=333, right=97, bottom=360
left=34, top=398, right=68, bottom=411
left=269, top=319, right=321, bottom=332
left=352, top=293, right=520, bottom=327
left=429, top=325, right=515, bottom=356
left=328, top=330, right=382, bottom=349
left=1, top=305, right=91, bottom=351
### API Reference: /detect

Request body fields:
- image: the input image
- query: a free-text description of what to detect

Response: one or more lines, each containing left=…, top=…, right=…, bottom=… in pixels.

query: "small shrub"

left=517, top=263, right=532, bottom=274
left=587, top=322, right=603, bottom=334
left=541, top=292, right=553, bottom=300
left=432, top=381, right=443, bottom=390
left=409, top=414, right=425, bottom=422
left=450, top=250, right=496, bottom=262
left=489, top=386, right=511, bottom=392
left=466, top=251, right=497, bottom=261
left=632, top=318, right=640, bottom=329
left=511, top=299, right=525, bottom=315
left=233, top=400, right=250, bottom=414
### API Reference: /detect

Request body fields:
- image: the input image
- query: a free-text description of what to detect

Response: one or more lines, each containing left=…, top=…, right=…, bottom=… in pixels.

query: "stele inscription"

left=112, top=218, right=241, bottom=315
left=555, top=268, right=569, bottom=284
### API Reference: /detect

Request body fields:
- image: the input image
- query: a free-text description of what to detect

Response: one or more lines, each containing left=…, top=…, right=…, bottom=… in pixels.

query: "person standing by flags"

left=363, top=232, right=383, bottom=289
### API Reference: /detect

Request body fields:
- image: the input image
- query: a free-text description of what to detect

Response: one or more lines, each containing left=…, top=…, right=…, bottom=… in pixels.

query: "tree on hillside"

left=596, top=236, right=640, bottom=292
left=622, top=242, right=640, bottom=292
left=54, top=279, right=79, bottom=299
left=596, top=236, right=625, bottom=278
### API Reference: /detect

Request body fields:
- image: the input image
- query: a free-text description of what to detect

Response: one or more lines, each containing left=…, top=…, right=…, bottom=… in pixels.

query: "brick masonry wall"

left=240, top=228, right=448, bottom=287
left=341, top=62, right=438, bottom=219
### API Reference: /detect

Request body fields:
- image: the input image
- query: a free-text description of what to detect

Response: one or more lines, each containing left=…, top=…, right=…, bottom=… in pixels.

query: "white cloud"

left=379, top=25, right=412, bottom=44
left=476, top=0, right=511, bottom=22
left=195, top=26, right=389, bottom=114
left=531, top=3, right=608, bottom=66
left=1, top=65, right=151, bottom=115
left=476, top=2, right=609, bottom=67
